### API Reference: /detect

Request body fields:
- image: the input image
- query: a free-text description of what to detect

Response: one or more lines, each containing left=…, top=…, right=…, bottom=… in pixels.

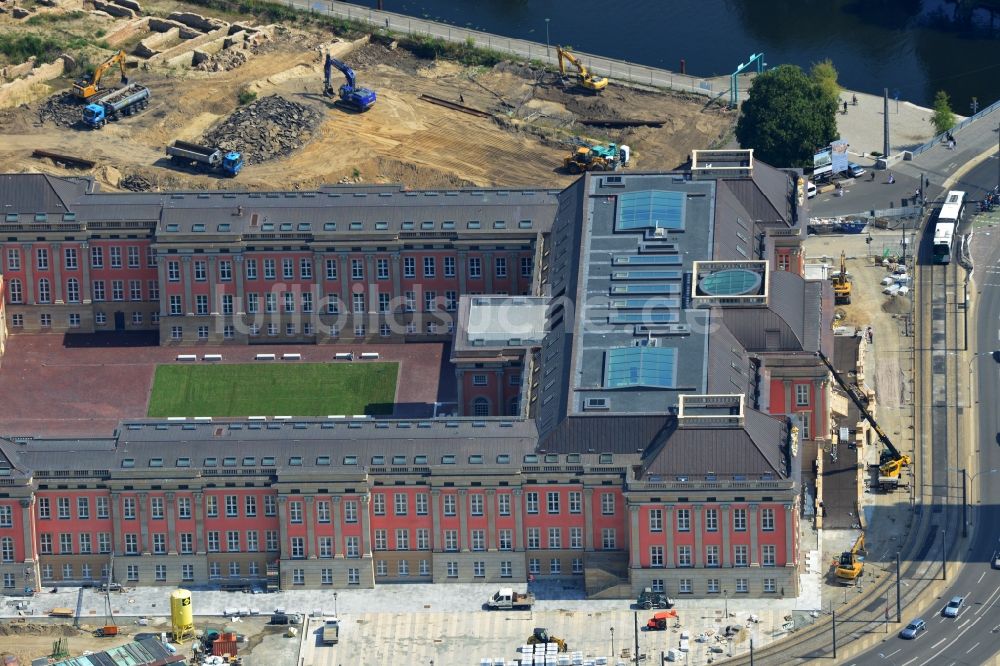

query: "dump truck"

left=321, top=617, right=340, bottom=645
left=166, top=140, right=243, bottom=177
left=485, top=588, right=534, bottom=610
left=83, top=84, right=149, bottom=129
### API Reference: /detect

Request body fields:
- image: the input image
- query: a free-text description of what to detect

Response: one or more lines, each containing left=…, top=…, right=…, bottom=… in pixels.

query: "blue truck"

left=82, top=83, right=149, bottom=129
left=166, top=140, right=243, bottom=177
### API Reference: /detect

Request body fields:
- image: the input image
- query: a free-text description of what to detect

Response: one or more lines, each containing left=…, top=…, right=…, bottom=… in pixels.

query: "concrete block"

left=12, top=6, right=31, bottom=17
left=111, top=0, right=141, bottom=12
left=90, top=0, right=133, bottom=18
left=166, top=10, right=225, bottom=32
left=1, top=57, right=36, bottom=82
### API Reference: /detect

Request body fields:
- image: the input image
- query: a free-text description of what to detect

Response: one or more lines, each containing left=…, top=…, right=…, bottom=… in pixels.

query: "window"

left=733, top=508, right=747, bottom=531
left=3, top=573, right=14, bottom=588
left=245, top=259, right=258, bottom=280
left=167, top=260, right=179, bottom=281
left=125, top=533, right=139, bottom=555
left=64, top=248, right=78, bottom=270
left=443, top=495, right=456, bottom=516
left=10, top=314, right=23, bottom=327
left=39, top=533, right=52, bottom=554
left=126, top=565, right=139, bottom=582
left=67, top=313, right=80, bottom=328
left=266, top=531, right=279, bottom=552
left=374, top=257, right=389, bottom=280
left=423, top=256, right=435, bottom=278
left=469, top=493, right=483, bottom=516
left=92, top=280, right=106, bottom=302
left=6, top=248, right=20, bottom=271
left=280, top=258, right=292, bottom=280
left=129, top=280, right=142, bottom=301
left=61, top=278, right=80, bottom=304
left=521, top=256, right=532, bottom=277
left=152, top=533, right=166, bottom=554
left=763, top=578, right=777, bottom=593
left=146, top=246, right=157, bottom=268
left=98, top=533, right=111, bottom=554
left=109, top=247, right=122, bottom=269
left=424, top=291, right=436, bottom=311
left=57, top=497, right=71, bottom=519
left=179, top=533, right=193, bottom=554
left=403, top=256, right=415, bottom=278
left=1, top=537, right=14, bottom=562
left=706, top=508, right=719, bottom=532
left=472, top=397, right=489, bottom=416
left=312, top=500, right=328, bottom=523
left=601, top=528, right=616, bottom=550
left=150, top=497, right=164, bottom=519
left=706, top=545, right=720, bottom=567
left=37, top=278, right=50, bottom=303
left=444, top=290, right=457, bottom=311
left=734, top=545, right=749, bottom=567
left=546, top=492, right=560, bottom=514
left=36, top=248, right=49, bottom=270
left=263, top=259, right=276, bottom=280
left=291, top=568, right=304, bottom=585
left=97, top=496, right=109, bottom=519
left=677, top=508, right=691, bottom=532
left=499, top=529, right=512, bottom=550
left=601, top=493, right=615, bottom=515
left=444, top=530, right=458, bottom=551
left=678, top=578, right=693, bottom=594
left=471, top=530, right=485, bottom=551
left=373, top=530, right=387, bottom=551
left=500, top=561, right=512, bottom=578
left=343, top=500, right=357, bottom=523
left=291, top=536, right=305, bottom=558
left=525, top=492, right=539, bottom=514
left=345, top=536, right=360, bottom=558
left=352, top=292, right=365, bottom=314
left=196, top=295, right=208, bottom=315
left=800, top=412, right=812, bottom=439
left=416, top=529, right=430, bottom=551
left=648, top=508, right=663, bottom=532
left=446, top=562, right=458, bottom=578
left=207, top=531, right=220, bottom=552
left=299, top=257, right=312, bottom=279
left=527, top=528, right=540, bottom=550
left=677, top=545, right=692, bottom=567
left=123, top=497, right=136, bottom=520
left=206, top=496, right=218, bottom=518
left=547, top=527, right=561, bottom=549
left=246, top=531, right=259, bottom=553
left=414, top=493, right=428, bottom=516
left=351, top=259, right=363, bottom=280
left=495, top=256, right=507, bottom=277
left=736, top=578, right=749, bottom=593
left=444, top=256, right=455, bottom=277
left=91, top=246, right=103, bottom=269
left=795, top=384, right=810, bottom=406
left=468, top=257, right=481, bottom=278
left=650, top=546, right=664, bottom=567
left=111, top=280, right=123, bottom=301
left=7, top=279, right=22, bottom=304
left=194, top=261, right=207, bottom=281
left=0, top=507, right=11, bottom=528
left=762, top=544, right=776, bottom=566
left=177, top=498, right=191, bottom=519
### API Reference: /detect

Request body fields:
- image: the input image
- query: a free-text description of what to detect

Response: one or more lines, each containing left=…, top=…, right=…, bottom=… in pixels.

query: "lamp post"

left=610, top=626, right=614, bottom=658
left=544, top=18, right=550, bottom=59
left=334, top=591, right=338, bottom=617
left=723, top=589, right=729, bottom=618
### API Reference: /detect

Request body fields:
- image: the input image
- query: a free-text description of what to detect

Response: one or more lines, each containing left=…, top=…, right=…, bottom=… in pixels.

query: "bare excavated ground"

left=0, top=7, right=734, bottom=191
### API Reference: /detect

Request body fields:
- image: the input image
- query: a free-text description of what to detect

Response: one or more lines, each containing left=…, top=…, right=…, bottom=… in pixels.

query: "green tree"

left=931, top=90, right=956, bottom=135
left=735, top=64, right=838, bottom=168
left=810, top=59, right=840, bottom=107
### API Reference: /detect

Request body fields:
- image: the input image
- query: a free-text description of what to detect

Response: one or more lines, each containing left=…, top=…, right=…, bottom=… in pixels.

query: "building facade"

left=0, top=152, right=829, bottom=598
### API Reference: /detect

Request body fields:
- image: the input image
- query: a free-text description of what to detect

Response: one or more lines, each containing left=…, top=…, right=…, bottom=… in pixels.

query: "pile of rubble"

left=120, top=173, right=154, bottom=191
left=201, top=95, right=321, bottom=164
left=38, top=91, right=81, bottom=127
left=193, top=47, right=249, bottom=72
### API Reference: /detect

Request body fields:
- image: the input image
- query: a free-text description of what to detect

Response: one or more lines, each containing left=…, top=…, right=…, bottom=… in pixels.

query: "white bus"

left=933, top=190, right=965, bottom=264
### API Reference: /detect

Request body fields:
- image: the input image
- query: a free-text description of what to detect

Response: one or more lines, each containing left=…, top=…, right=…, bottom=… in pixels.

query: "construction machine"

left=832, top=250, right=852, bottom=304
left=563, top=143, right=629, bottom=174
left=527, top=627, right=568, bottom=652
left=323, top=53, right=376, bottom=112
left=73, top=49, right=129, bottom=101
left=834, top=533, right=866, bottom=582
left=818, top=352, right=911, bottom=490
left=557, top=47, right=608, bottom=92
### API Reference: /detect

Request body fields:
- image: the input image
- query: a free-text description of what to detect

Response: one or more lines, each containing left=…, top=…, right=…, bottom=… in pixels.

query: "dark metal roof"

left=0, top=173, right=79, bottom=217
left=540, top=414, right=671, bottom=455
left=50, top=637, right=185, bottom=666
left=721, top=271, right=824, bottom=353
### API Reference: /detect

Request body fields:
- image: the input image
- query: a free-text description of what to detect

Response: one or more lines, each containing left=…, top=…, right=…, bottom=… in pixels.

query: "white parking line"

left=931, top=638, right=947, bottom=649
left=967, top=642, right=980, bottom=654
left=976, top=572, right=986, bottom=585
left=886, top=649, right=901, bottom=658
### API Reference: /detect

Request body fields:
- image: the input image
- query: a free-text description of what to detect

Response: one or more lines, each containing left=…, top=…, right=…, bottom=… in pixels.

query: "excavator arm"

left=324, top=54, right=356, bottom=92
left=73, top=50, right=128, bottom=100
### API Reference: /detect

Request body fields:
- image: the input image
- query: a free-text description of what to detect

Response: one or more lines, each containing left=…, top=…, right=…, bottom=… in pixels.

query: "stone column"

left=495, top=370, right=504, bottom=416
left=332, top=496, right=344, bottom=557
left=721, top=505, right=731, bottom=567
left=583, top=488, right=594, bottom=551
left=785, top=504, right=794, bottom=567
left=304, top=496, right=316, bottom=559
left=181, top=256, right=193, bottom=315
left=19, top=498, right=35, bottom=561
left=457, top=250, right=468, bottom=294
left=276, top=496, right=290, bottom=560
left=193, top=492, right=206, bottom=555
left=430, top=489, right=442, bottom=552
left=359, top=495, right=372, bottom=557
left=783, top=380, right=793, bottom=416
left=664, top=506, right=675, bottom=568
left=21, top=244, right=34, bottom=303
left=483, top=251, right=494, bottom=292
left=137, top=493, right=149, bottom=555
left=455, top=369, right=465, bottom=416
left=391, top=253, right=403, bottom=306
left=80, top=243, right=91, bottom=304
left=165, top=492, right=178, bottom=555
left=457, top=489, right=469, bottom=552
left=234, top=255, right=245, bottom=314
left=156, top=257, right=168, bottom=317
left=486, top=490, right=497, bottom=551
left=338, top=253, right=350, bottom=315
left=749, top=505, right=759, bottom=565
left=110, top=492, right=123, bottom=556
left=628, top=504, right=641, bottom=567
left=693, top=506, right=703, bottom=567
left=207, top=256, right=218, bottom=315
left=51, top=243, right=63, bottom=303
left=512, top=489, right=524, bottom=551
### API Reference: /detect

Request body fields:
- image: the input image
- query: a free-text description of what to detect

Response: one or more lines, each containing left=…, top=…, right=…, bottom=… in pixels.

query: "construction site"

left=0, top=0, right=733, bottom=192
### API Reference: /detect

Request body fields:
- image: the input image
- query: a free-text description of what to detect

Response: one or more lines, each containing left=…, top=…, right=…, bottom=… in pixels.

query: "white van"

left=806, top=181, right=817, bottom=199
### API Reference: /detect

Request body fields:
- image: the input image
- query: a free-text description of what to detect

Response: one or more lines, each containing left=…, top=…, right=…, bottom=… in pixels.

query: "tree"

left=735, top=64, right=838, bottom=168
left=810, top=59, right=840, bottom=107
left=931, top=90, right=956, bottom=135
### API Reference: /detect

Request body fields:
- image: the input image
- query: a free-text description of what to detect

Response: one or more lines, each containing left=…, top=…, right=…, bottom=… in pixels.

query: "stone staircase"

left=584, top=551, right=631, bottom=598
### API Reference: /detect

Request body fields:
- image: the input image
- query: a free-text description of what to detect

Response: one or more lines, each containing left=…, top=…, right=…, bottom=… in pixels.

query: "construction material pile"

left=38, top=91, right=81, bottom=127
left=120, top=173, right=154, bottom=191
left=201, top=95, right=320, bottom=164
left=194, top=48, right=249, bottom=72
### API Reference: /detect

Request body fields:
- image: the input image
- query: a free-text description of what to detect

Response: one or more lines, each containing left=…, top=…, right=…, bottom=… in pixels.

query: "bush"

left=0, top=33, right=64, bottom=62
left=403, top=34, right=507, bottom=67
left=237, top=88, right=257, bottom=105
left=25, top=10, right=86, bottom=25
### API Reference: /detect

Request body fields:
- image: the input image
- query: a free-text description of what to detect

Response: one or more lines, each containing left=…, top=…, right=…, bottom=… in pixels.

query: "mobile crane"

left=323, top=53, right=376, bottom=112
left=834, top=533, right=866, bottom=582
left=73, top=49, right=129, bottom=101
left=556, top=47, right=607, bottom=92
left=818, top=352, right=911, bottom=490
left=832, top=250, right=852, bottom=304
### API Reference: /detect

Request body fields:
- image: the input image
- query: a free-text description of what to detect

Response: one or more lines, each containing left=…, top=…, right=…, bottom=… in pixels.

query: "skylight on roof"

left=617, top=190, right=686, bottom=232
left=604, top=347, right=678, bottom=389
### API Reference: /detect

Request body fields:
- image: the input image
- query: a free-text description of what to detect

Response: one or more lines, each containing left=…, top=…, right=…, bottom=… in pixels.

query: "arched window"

left=7, top=279, right=22, bottom=304
left=37, top=278, right=50, bottom=304
left=472, top=397, right=490, bottom=417
left=66, top=278, right=80, bottom=303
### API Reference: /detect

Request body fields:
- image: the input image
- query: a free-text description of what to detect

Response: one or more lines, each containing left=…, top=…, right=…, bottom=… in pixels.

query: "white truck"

left=321, top=617, right=340, bottom=645
left=485, top=588, right=535, bottom=610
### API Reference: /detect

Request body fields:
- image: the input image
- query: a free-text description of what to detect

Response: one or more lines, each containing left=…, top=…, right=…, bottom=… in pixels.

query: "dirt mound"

left=882, top=296, right=911, bottom=314
left=351, top=41, right=418, bottom=73
left=201, top=94, right=321, bottom=164
left=0, top=622, right=84, bottom=637
left=38, top=91, right=82, bottom=128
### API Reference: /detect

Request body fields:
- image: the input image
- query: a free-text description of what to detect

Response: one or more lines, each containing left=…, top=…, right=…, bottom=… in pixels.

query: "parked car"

left=847, top=162, right=866, bottom=177
left=943, top=596, right=964, bottom=618
left=991, top=550, right=1000, bottom=569
left=899, top=619, right=926, bottom=639
left=806, top=181, right=817, bottom=199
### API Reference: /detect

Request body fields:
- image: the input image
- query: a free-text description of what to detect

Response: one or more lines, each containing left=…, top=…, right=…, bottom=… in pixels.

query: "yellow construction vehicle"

left=557, top=47, right=607, bottom=92
left=834, top=533, right=866, bottom=581
left=832, top=250, right=852, bottom=304
left=819, top=352, right=911, bottom=490
left=73, top=49, right=129, bottom=101
left=527, top=627, right=568, bottom=652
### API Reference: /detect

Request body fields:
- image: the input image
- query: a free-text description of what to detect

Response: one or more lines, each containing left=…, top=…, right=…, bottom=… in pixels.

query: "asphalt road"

left=846, top=156, right=1000, bottom=666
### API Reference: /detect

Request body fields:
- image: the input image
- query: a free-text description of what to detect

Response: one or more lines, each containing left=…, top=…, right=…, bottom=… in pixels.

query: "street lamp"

left=723, top=589, right=729, bottom=618
left=946, top=467, right=999, bottom=538
left=544, top=18, right=550, bottom=59
left=334, top=591, right=338, bottom=616
left=609, top=626, right=614, bottom=657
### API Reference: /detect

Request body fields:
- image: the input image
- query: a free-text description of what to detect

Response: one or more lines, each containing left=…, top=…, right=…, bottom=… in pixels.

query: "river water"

left=345, top=0, right=1000, bottom=110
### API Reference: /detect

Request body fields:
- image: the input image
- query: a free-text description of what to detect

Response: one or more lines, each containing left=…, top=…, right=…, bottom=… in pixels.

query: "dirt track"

left=0, top=12, right=734, bottom=191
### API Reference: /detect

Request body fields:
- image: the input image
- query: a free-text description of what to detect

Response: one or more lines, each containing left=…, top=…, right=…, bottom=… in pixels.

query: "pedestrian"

left=870, top=170, right=876, bottom=182
left=948, top=139, right=955, bottom=150
left=852, top=94, right=857, bottom=106
left=459, top=94, right=465, bottom=104
left=887, top=172, right=895, bottom=184
left=843, top=100, right=848, bottom=114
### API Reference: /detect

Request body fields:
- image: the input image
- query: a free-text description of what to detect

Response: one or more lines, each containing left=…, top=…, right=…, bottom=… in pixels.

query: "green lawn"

left=147, top=362, right=399, bottom=417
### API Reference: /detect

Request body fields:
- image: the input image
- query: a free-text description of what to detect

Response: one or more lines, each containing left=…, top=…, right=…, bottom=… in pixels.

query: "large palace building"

left=0, top=151, right=832, bottom=598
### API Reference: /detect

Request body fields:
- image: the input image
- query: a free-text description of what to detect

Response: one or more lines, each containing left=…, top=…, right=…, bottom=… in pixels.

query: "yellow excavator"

left=818, top=352, right=911, bottom=490
left=834, top=533, right=866, bottom=582
left=73, top=49, right=129, bottom=101
left=557, top=47, right=607, bottom=92
left=527, top=627, right=568, bottom=652
left=832, top=250, right=852, bottom=305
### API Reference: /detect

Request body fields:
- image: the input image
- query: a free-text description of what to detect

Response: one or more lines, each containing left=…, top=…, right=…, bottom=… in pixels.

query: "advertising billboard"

left=813, top=148, right=832, bottom=178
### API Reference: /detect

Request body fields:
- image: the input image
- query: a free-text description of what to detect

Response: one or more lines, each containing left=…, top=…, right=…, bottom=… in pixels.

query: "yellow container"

left=170, top=589, right=194, bottom=641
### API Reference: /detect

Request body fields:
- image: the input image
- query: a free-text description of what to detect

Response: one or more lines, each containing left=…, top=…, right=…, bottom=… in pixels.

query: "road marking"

left=967, top=642, right=980, bottom=654
left=931, top=638, right=947, bottom=649
left=901, top=657, right=918, bottom=666
left=974, top=584, right=1000, bottom=615
left=978, top=572, right=986, bottom=584
left=886, top=649, right=901, bottom=658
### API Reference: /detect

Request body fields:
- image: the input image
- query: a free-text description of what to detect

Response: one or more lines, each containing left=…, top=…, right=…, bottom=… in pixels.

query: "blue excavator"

left=323, top=53, right=376, bottom=112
